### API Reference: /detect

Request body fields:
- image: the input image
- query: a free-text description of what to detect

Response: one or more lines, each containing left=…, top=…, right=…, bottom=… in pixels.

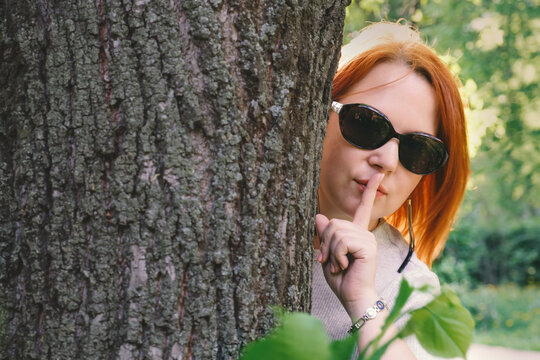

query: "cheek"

left=393, top=172, right=423, bottom=204
left=320, top=141, right=347, bottom=194
left=320, top=120, right=346, bottom=172
left=376, top=171, right=422, bottom=218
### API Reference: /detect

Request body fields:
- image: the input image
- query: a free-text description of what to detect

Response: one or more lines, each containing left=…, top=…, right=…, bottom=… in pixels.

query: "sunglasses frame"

left=331, top=101, right=449, bottom=175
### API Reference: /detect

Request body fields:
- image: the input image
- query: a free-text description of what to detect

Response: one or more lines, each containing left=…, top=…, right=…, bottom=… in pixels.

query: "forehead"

left=339, top=62, right=439, bottom=135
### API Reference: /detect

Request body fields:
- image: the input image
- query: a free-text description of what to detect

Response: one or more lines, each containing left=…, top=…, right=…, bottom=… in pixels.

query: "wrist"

left=342, top=288, right=380, bottom=321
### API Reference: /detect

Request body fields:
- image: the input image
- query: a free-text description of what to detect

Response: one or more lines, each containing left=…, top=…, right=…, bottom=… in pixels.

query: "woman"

left=311, top=22, right=469, bottom=359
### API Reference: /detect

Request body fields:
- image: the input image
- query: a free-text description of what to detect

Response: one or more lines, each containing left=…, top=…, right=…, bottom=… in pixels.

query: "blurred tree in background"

left=343, top=0, right=539, bottom=287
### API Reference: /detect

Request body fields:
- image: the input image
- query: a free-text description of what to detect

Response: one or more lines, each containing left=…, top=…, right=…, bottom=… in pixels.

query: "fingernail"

left=317, top=252, right=322, bottom=262
left=330, top=264, right=335, bottom=273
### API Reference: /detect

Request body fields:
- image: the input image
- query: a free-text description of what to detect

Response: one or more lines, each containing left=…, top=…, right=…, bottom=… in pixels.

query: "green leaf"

left=329, top=334, right=357, bottom=360
left=239, top=311, right=331, bottom=360
left=401, top=286, right=475, bottom=358
left=364, top=335, right=397, bottom=360
left=381, top=278, right=414, bottom=333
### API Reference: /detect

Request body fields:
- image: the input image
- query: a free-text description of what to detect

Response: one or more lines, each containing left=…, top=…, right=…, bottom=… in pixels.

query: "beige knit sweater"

left=311, top=220, right=451, bottom=360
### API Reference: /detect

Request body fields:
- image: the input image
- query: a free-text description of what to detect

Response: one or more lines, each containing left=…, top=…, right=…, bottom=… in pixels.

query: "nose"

left=367, top=139, right=400, bottom=173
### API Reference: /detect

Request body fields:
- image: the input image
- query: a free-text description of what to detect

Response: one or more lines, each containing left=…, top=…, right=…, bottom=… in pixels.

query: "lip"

left=354, top=179, right=388, bottom=197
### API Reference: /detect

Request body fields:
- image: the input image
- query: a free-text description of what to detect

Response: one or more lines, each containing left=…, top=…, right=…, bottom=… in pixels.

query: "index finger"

left=353, top=173, right=385, bottom=228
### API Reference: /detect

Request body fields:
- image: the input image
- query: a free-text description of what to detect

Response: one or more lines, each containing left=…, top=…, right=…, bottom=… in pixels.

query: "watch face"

left=366, top=308, right=377, bottom=319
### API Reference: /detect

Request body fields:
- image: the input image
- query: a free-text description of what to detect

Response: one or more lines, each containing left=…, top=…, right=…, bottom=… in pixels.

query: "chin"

left=371, top=207, right=395, bottom=221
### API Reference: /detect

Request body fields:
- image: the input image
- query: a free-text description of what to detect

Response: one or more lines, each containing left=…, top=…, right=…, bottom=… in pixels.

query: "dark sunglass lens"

left=399, top=134, right=448, bottom=174
left=340, top=105, right=391, bottom=149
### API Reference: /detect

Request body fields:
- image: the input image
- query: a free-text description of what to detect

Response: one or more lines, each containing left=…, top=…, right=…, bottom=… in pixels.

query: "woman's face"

left=319, top=61, right=438, bottom=229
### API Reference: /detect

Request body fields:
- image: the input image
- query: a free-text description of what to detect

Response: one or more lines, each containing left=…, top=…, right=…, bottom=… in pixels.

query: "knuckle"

left=328, top=218, right=340, bottom=229
left=333, top=228, right=346, bottom=240
left=339, top=237, right=350, bottom=249
left=330, top=231, right=342, bottom=244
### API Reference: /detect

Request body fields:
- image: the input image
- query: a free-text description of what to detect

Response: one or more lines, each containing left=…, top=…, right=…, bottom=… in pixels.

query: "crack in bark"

left=97, top=0, right=113, bottom=105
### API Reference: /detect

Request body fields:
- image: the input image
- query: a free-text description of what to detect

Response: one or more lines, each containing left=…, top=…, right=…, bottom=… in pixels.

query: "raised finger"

left=353, top=173, right=385, bottom=228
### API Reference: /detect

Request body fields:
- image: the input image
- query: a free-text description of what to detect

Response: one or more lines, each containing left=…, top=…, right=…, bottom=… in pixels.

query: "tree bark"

left=0, top=0, right=347, bottom=358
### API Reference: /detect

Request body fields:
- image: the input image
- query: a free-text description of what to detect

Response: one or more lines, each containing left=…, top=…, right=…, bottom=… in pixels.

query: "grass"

left=452, top=283, right=540, bottom=351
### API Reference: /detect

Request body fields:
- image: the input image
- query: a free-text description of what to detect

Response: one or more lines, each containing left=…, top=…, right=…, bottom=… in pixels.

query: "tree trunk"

left=0, top=0, right=347, bottom=358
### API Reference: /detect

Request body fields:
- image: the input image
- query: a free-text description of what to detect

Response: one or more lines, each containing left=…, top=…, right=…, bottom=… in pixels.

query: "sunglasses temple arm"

left=398, top=199, right=416, bottom=273
left=331, top=101, right=343, bottom=115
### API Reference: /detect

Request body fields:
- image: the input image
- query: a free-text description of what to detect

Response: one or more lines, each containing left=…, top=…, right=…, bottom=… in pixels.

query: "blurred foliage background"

left=343, top=0, right=539, bottom=351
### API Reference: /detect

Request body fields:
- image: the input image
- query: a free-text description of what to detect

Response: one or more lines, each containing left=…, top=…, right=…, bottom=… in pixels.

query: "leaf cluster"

left=239, top=279, right=474, bottom=359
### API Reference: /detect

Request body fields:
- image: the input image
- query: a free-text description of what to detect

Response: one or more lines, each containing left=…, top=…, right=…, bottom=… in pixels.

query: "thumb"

left=315, top=213, right=330, bottom=238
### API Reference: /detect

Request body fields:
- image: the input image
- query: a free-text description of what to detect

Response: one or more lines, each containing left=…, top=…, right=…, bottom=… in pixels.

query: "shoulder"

left=375, top=222, right=447, bottom=359
left=376, top=221, right=440, bottom=289
left=403, top=253, right=440, bottom=293
left=374, top=221, right=441, bottom=316
left=401, top=252, right=441, bottom=312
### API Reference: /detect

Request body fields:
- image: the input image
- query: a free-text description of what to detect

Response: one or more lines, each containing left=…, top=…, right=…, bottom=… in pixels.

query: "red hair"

left=332, top=29, right=470, bottom=267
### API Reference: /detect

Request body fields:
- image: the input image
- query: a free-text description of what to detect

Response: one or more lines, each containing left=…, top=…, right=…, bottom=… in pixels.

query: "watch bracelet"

left=347, top=298, right=389, bottom=334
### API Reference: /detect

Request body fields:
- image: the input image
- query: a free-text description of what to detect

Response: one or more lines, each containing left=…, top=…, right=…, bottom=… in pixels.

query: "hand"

left=315, top=173, right=385, bottom=314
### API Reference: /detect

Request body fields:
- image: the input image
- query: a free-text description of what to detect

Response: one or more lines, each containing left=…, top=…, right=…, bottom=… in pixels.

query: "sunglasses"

left=331, top=101, right=448, bottom=175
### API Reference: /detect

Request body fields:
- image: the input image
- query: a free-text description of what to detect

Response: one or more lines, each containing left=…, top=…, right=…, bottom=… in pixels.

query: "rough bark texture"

left=0, top=0, right=347, bottom=358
